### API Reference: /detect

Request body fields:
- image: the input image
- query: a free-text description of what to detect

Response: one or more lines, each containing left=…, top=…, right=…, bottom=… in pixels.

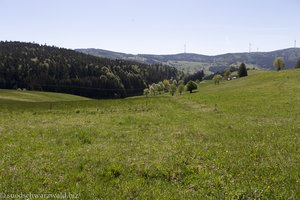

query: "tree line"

left=0, top=41, right=180, bottom=98
left=143, top=79, right=196, bottom=96
left=143, top=70, right=204, bottom=97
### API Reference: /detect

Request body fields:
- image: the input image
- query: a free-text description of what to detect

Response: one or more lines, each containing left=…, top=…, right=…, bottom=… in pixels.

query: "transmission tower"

left=249, top=43, right=252, bottom=53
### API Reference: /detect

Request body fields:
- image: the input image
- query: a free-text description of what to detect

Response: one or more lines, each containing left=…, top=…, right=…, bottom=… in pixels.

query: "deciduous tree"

left=178, top=84, right=184, bottom=95
left=186, top=81, right=197, bottom=93
left=169, top=83, right=177, bottom=96
left=273, top=57, right=285, bottom=71
left=213, top=75, right=222, bottom=85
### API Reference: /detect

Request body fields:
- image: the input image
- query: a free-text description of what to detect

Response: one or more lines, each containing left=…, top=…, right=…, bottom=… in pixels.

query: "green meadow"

left=0, top=69, right=299, bottom=199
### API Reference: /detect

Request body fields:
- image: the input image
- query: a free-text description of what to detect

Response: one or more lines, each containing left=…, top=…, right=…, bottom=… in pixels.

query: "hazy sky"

left=1, top=0, right=299, bottom=55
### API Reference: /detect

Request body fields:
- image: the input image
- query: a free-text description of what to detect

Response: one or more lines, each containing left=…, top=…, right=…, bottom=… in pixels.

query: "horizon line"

left=1, top=40, right=299, bottom=57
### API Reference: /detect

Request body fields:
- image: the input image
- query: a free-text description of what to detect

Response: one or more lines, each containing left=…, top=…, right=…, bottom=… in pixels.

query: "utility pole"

left=294, top=40, right=297, bottom=48
left=184, top=44, right=186, bottom=54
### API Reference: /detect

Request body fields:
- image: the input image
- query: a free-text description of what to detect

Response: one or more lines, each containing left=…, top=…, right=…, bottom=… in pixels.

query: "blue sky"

left=0, top=0, right=299, bottom=55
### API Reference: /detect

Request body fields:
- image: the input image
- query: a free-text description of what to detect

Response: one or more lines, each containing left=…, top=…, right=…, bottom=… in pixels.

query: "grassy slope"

left=0, top=89, right=89, bottom=102
left=0, top=69, right=299, bottom=199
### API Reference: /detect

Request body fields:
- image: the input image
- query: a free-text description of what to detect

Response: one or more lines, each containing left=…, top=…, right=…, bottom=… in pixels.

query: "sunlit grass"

left=0, top=69, right=299, bottom=199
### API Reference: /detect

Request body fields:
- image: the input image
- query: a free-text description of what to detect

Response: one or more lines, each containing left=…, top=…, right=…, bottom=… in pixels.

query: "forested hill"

left=0, top=41, right=179, bottom=98
left=77, top=48, right=300, bottom=74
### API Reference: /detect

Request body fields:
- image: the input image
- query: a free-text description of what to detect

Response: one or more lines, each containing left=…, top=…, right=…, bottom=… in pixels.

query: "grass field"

left=0, top=69, right=299, bottom=199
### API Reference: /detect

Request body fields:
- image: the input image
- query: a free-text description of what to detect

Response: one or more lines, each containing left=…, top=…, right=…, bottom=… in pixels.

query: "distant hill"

left=76, top=48, right=300, bottom=74
left=0, top=41, right=179, bottom=98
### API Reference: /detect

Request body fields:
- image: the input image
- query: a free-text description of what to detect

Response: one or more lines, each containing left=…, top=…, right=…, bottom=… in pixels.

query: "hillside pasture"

left=0, top=69, right=299, bottom=199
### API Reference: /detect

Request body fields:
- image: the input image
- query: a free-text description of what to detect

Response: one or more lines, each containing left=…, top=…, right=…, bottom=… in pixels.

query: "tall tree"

left=238, top=63, right=248, bottom=77
left=273, top=57, right=285, bottom=71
